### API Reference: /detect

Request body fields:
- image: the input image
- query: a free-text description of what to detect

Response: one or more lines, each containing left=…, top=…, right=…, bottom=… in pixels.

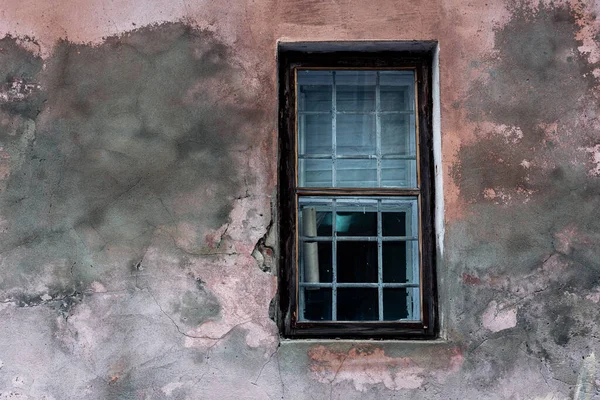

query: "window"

left=278, top=43, right=437, bottom=339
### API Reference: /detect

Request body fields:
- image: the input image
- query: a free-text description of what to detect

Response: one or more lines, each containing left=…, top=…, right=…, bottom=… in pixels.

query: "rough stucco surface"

left=0, top=0, right=599, bottom=399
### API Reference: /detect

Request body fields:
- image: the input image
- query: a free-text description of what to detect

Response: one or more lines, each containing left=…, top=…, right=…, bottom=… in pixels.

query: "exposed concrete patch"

left=481, top=300, right=517, bottom=333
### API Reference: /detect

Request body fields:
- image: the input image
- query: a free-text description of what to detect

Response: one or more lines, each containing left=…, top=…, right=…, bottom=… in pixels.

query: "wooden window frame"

left=277, top=44, right=437, bottom=339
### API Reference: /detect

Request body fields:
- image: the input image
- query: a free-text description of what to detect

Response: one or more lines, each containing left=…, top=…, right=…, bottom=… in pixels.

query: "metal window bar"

left=331, top=198, right=337, bottom=320
left=298, top=205, right=306, bottom=320
left=331, top=72, right=337, bottom=188
left=300, top=236, right=418, bottom=242
left=298, top=154, right=417, bottom=160
left=298, top=82, right=306, bottom=186
left=377, top=199, right=383, bottom=320
left=298, top=72, right=418, bottom=189
left=376, top=72, right=382, bottom=187
left=297, top=71, right=422, bottom=322
left=406, top=203, right=414, bottom=320
left=410, top=202, right=420, bottom=320
left=298, top=198, right=421, bottom=321
left=300, top=282, right=419, bottom=288
left=298, top=110, right=415, bottom=115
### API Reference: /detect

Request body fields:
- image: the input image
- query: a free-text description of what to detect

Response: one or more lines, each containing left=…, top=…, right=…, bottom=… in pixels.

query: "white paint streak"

left=432, top=43, right=446, bottom=338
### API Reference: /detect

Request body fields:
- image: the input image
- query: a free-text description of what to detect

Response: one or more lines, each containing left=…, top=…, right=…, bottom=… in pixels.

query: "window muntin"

left=298, top=197, right=420, bottom=322
left=297, top=69, right=421, bottom=323
left=278, top=47, right=436, bottom=339
left=297, top=70, right=417, bottom=189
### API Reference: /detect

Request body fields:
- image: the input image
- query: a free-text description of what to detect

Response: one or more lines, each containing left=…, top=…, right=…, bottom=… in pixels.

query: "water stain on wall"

left=454, top=2, right=599, bottom=203
left=0, top=23, right=265, bottom=299
left=447, top=1, right=600, bottom=388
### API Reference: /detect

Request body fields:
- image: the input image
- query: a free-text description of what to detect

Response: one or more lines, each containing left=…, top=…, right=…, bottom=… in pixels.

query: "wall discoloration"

left=0, top=0, right=599, bottom=398
left=444, top=1, right=600, bottom=397
left=454, top=2, right=599, bottom=204
left=308, top=345, right=463, bottom=392
left=0, top=23, right=265, bottom=297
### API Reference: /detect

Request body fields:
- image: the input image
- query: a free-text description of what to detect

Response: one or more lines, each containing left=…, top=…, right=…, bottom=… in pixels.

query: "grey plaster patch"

left=454, top=2, right=599, bottom=203
left=446, top=1, right=600, bottom=393
left=172, top=285, right=221, bottom=327
left=0, top=23, right=264, bottom=300
left=465, top=2, right=597, bottom=133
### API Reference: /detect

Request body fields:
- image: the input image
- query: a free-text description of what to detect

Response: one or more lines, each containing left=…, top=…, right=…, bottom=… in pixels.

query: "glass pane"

left=381, top=114, right=414, bottom=156
left=379, top=71, right=414, bottom=112
left=383, top=288, right=409, bottom=320
left=382, top=242, right=407, bottom=283
left=300, top=241, right=333, bottom=283
left=337, top=241, right=377, bottom=283
left=302, top=288, right=332, bottom=321
left=381, top=198, right=418, bottom=235
left=336, top=211, right=377, bottom=236
left=337, top=288, right=378, bottom=321
left=335, top=71, right=376, bottom=111
left=382, top=212, right=406, bottom=236
left=299, top=114, right=332, bottom=155
left=297, top=71, right=332, bottom=112
left=337, top=114, right=375, bottom=155
left=381, top=159, right=417, bottom=188
left=336, top=159, right=377, bottom=187
left=299, top=159, right=332, bottom=187
left=316, top=212, right=333, bottom=236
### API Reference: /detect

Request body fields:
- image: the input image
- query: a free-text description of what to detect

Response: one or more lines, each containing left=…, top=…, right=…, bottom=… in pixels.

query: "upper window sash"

left=296, top=69, right=419, bottom=190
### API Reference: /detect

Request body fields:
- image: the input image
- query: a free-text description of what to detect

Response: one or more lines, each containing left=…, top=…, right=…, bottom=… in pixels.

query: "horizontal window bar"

left=300, top=236, right=417, bottom=242
left=297, top=188, right=420, bottom=196
left=298, top=111, right=414, bottom=115
left=299, top=282, right=419, bottom=288
left=298, top=154, right=416, bottom=160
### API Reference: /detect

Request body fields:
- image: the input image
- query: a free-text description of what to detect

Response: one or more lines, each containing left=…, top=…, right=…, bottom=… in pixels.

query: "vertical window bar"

left=299, top=89, right=305, bottom=186
left=406, top=204, right=414, bottom=320
left=331, top=199, right=337, bottom=320
left=298, top=209, right=305, bottom=320
left=377, top=199, right=383, bottom=321
left=375, top=71, right=382, bottom=187
left=331, top=71, right=337, bottom=188
left=411, top=201, right=420, bottom=319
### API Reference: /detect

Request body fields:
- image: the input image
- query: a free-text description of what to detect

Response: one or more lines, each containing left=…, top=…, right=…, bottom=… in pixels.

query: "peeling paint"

left=582, top=144, right=600, bottom=176
left=308, top=346, right=425, bottom=391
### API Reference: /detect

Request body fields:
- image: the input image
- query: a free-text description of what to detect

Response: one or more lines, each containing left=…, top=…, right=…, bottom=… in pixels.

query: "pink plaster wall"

left=1, top=0, right=600, bottom=398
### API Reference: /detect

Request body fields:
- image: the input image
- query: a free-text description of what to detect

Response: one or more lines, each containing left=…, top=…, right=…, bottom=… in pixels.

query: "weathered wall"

left=0, top=0, right=599, bottom=398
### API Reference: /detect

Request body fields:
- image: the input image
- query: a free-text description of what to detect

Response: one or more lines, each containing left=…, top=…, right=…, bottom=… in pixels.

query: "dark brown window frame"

left=277, top=43, right=438, bottom=339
